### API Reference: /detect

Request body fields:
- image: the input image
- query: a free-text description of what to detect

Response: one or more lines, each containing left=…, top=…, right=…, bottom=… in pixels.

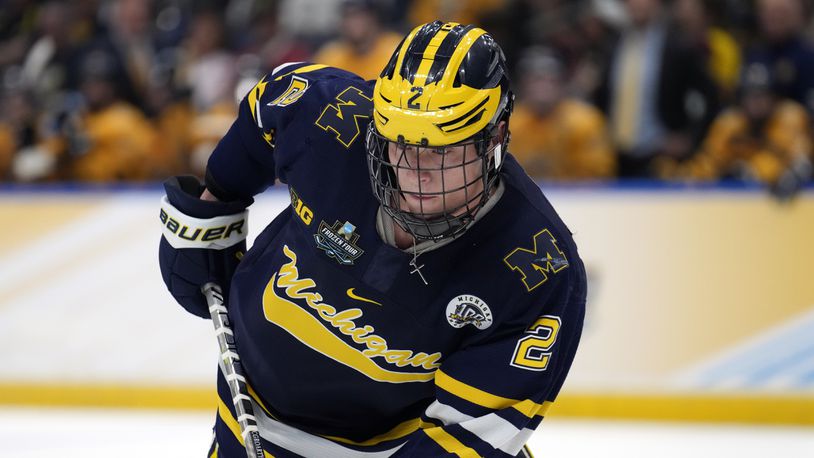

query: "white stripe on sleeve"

left=424, top=400, right=474, bottom=425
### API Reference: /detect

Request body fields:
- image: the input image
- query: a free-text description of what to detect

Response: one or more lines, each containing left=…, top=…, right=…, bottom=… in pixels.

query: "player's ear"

left=491, top=121, right=507, bottom=147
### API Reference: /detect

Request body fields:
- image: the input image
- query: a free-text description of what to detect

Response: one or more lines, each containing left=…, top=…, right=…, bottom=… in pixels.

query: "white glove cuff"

left=160, top=196, right=249, bottom=249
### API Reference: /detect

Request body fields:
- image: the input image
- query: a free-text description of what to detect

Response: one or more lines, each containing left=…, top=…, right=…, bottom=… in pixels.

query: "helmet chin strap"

left=493, top=143, right=503, bottom=168
left=396, top=212, right=472, bottom=241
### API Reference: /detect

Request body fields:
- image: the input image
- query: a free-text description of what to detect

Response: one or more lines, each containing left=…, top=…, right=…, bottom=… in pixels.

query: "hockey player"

left=159, top=21, right=586, bottom=457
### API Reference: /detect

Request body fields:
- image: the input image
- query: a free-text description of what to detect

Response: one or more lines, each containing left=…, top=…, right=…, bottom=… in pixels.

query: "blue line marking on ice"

left=742, top=343, right=814, bottom=387
left=690, top=311, right=814, bottom=389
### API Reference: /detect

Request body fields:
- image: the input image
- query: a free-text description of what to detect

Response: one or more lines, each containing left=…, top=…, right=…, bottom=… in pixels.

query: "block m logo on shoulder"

left=504, top=228, right=569, bottom=291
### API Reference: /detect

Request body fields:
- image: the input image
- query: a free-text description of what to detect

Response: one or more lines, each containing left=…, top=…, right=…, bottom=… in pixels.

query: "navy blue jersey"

left=203, top=63, right=586, bottom=457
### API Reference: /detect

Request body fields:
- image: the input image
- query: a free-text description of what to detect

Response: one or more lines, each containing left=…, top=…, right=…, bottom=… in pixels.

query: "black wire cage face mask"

left=366, top=122, right=503, bottom=242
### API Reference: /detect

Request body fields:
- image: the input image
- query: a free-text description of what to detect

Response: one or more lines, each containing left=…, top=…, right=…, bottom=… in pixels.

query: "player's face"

left=389, top=141, right=485, bottom=219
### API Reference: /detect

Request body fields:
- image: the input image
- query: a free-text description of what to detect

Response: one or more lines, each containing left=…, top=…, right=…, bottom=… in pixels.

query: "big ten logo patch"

left=504, top=229, right=569, bottom=291
left=289, top=187, right=313, bottom=226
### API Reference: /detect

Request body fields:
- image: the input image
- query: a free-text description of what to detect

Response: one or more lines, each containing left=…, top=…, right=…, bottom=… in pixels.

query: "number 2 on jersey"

left=510, top=315, right=561, bottom=371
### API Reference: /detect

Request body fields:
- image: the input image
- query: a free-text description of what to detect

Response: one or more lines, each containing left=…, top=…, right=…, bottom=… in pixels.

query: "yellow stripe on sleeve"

left=217, top=398, right=276, bottom=457
left=209, top=443, right=218, bottom=458
left=217, top=398, right=244, bottom=445
left=247, top=383, right=276, bottom=419
left=514, top=399, right=553, bottom=418
left=423, top=427, right=480, bottom=458
left=435, top=370, right=550, bottom=418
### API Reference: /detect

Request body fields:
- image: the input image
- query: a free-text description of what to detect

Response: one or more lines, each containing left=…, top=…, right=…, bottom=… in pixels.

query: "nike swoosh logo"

left=346, top=288, right=382, bottom=306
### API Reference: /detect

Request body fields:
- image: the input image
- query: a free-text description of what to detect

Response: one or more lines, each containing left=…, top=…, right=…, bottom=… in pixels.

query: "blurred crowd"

left=1, top=0, right=813, bottom=196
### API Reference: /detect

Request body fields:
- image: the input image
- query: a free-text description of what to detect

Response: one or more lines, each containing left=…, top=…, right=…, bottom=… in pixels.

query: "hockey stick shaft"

left=202, top=282, right=265, bottom=458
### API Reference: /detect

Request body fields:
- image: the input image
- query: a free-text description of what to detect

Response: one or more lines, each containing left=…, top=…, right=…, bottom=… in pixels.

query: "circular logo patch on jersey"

left=446, top=295, right=493, bottom=330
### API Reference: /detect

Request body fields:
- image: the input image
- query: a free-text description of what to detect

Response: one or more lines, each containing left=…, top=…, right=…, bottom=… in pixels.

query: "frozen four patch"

left=314, top=220, right=364, bottom=265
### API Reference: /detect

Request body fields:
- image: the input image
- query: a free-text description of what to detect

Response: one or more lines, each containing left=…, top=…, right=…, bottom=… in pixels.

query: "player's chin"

left=400, top=193, right=445, bottom=215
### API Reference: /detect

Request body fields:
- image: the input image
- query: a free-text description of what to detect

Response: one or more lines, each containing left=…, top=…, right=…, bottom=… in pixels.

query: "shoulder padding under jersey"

left=205, top=63, right=374, bottom=200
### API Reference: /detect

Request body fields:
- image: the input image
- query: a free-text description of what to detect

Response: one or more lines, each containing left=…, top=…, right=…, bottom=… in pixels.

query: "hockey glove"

left=158, top=176, right=253, bottom=318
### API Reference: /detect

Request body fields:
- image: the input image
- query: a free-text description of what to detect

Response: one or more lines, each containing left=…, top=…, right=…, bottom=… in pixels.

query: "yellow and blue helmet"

left=366, top=21, right=513, bottom=241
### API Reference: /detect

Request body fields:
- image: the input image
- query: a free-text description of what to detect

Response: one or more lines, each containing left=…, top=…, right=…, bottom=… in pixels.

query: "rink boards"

left=1, top=184, right=812, bottom=424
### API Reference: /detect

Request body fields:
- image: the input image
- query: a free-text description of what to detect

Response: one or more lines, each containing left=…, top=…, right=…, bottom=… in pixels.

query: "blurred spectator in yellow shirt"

left=510, top=47, right=615, bottom=180
left=660, top=63, right=813, bottom=196
left=50, top=50, right=163, bottom=182
left=143, top=57, right=195, bottom=179
left=313, top=0, right=402, bottom=80
left=672, top=0, right=742, bottom=102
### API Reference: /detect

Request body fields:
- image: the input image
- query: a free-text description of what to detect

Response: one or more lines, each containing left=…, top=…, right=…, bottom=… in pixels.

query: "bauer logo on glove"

left=159, top=196, right=248, bottom=250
